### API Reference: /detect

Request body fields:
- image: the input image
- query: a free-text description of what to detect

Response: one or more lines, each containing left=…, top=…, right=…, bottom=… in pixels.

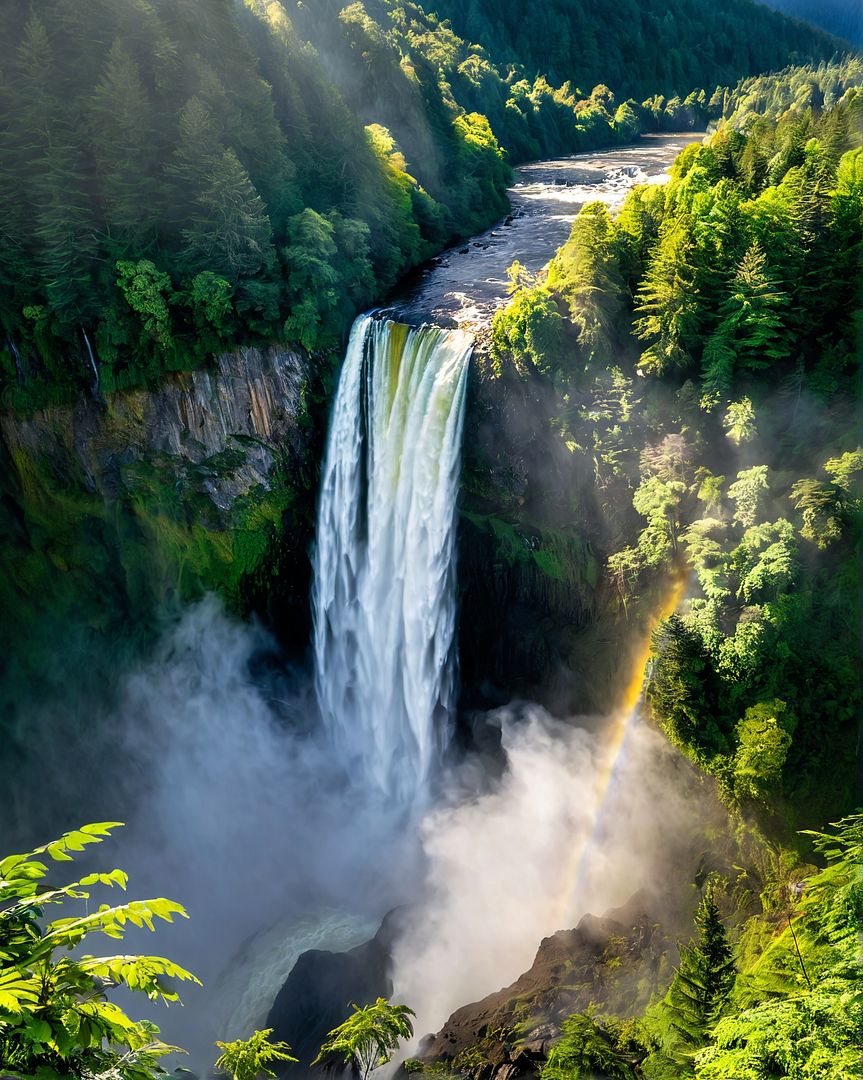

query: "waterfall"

left=312, top=314, right=473, bottom=804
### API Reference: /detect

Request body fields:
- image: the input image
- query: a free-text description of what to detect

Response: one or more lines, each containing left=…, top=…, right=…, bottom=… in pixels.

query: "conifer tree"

left=167, top=96, right=224, bottom=212
left=635, top=218, right=698, bottom=374
left=666, top=888, right=736, bottom=1046
left=11, top=18, right=98, bottom=330
left=723, top=243, right=790, bottom=370
left=701, top=242, right=789, bottom=398
left=88, top=41, right=160, bottom=251
left=181, top=149, right=275, bottom=281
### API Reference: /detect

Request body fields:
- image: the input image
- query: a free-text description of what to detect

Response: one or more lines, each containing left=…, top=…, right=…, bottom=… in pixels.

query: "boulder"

left=266, top=909, right=408, bottom=1073
left=415, top=892, right=674, bottom=1078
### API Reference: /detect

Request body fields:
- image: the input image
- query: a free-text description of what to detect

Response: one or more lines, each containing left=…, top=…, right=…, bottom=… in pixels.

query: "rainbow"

left=549, top=574, right=687, bottom=928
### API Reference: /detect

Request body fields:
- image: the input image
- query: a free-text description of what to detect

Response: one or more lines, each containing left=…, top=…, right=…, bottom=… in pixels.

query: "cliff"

left=0, top=344, right=324, bottom=716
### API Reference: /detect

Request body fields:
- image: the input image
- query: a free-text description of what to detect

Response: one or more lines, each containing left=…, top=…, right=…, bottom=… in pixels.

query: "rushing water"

left=310, top=137, right=705, bottom=805
left=392, top=132, right=704, bottom=326
left=312, top=315, right=473, bottom=804
left=173, top=135, right=702, bottom=1063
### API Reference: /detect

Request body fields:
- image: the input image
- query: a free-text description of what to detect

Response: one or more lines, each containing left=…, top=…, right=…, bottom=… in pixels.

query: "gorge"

left=130, top=137, right=714, bottom=1068
left=3, top=136, right=708, bottom=1072
left=1, top=5, right=861, bottom=1076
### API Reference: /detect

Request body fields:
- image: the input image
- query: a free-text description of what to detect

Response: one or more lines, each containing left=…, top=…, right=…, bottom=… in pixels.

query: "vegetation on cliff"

left=0, top=0, right=508, bottom=401
left=490, top=61, right=863, bottom=819
left=519, top=816, right=862, bottom=1079
left=478, top=58, right=862, bottom=1079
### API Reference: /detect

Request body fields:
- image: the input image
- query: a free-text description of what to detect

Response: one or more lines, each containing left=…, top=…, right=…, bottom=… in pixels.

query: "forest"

left=0, top=2, right=861, bottom=1080
left=0, top=0, right=851, bottom=404
left=764, top=0, right=863, bottom=46
left=428, top=0, right=844, bottom=97
left=491, top=59, right=863, bottom=820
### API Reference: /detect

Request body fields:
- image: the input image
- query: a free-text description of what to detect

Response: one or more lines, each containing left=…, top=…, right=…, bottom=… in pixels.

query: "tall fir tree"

left=180, top=149, right=275, bottom=281
left=666, top=888, right=736, bottom=1047
left=88, top=41, right=161, bottom=252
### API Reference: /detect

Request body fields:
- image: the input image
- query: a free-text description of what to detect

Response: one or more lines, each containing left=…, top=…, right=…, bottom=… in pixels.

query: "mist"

left=391, top=704, right=712, bottom=1048
left=52, top=597, right=418, bottom=1069
left=19, top=592, right=718, bottom=1074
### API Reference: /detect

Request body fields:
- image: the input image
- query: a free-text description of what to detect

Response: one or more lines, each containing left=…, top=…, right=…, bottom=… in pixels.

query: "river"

left=390, top=132, right=704, bottom=327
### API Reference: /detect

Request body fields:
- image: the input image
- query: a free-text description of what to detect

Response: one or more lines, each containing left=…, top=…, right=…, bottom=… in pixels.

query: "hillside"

left=426, top=0, right=844, bottom=98
left=761, top=0, right=863, bottom=47
left=0, top=0, right=845, bottom=408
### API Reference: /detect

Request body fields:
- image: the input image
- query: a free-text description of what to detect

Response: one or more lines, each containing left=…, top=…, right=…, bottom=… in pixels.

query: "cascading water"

left=312, top=314, right=473, bottom=804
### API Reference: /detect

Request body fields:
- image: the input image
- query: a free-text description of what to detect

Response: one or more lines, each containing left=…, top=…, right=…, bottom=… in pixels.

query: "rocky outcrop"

left=1, top=345, right=312, bottom=513
left=261, top=893, right=679, bottom=1080
left=266, top=909, right=409, bottom=1073
left=0, top=344, right=325, bottom=726
left=413, top=893, right=675, bottom=1080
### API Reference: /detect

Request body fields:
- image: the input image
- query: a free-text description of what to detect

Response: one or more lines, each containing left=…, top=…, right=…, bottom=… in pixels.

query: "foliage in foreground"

left=215, top=1028, right=297, bottom=1080
left=0, top=822, right=198, bottom=1080
left=690, top=814, right=863, bottom=1079
left=536, top=816, right=862, bottom=1079
left=314, top=997, right=416, bottom=1080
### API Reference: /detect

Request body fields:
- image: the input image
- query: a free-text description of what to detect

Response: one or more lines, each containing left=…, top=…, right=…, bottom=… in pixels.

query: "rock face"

left=414, top=893, right=675, bottom=1080
left=262, top=893, right=678, bottom=1080
left=456, top=352, right=645, bottom=716
left=266, top=910, right=408, bottom=1073
left=0, top=343, right=323, bottom=731
left=1, top=345, right=312, bottom=513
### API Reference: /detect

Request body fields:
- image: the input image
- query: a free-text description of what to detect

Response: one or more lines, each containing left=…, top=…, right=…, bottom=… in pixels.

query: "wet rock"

left=415, top=892, right=675, bottom=1078
left=266, top=909, right=409, bottom=1074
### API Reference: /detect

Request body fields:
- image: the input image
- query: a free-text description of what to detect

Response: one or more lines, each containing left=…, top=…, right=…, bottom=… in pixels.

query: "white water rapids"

left=312, top=314, right=473, bottom=804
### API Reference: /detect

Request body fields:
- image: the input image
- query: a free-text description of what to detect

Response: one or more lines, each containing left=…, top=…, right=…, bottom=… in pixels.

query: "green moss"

left=463, top=511, right=599, bottom=600
left=0, top=432, right=306, bottom=717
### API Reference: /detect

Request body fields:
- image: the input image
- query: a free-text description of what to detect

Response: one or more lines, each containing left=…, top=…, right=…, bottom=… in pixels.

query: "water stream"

left=311, top=133, right=702, bottom=803
left=312, top=316, right=473, bottom=804
left=392, top=132, right=703, bottom=327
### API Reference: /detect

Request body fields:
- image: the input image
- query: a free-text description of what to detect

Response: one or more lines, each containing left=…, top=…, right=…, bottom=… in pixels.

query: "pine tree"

left=726, top=243, right=790, bottom=370
left=700, top=242, right=790, bottom=397
left=635, top=218, right=699, bottom=375
left=666, top=888, right=736, bottom=1046
left=34, top=137, right=99, bottom=325
left=88, top=41, right=160, bottom=251
left=180, top=149, right=275, bottom=281
left=547, top=201, right=625, bottom=365
left=10, top=15, right=98, bottom=329
left=167, top=96, right=224, bottom=208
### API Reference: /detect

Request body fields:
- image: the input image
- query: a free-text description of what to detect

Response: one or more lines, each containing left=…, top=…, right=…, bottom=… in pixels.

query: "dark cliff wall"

left=0, top=344, right=327, bottom=723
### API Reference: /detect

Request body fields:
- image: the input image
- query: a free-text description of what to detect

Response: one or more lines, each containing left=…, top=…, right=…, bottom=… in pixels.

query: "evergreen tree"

left=722, top=243, right=790, bottom=371
left=88, top=41, right=160, bottom=251
left=3, top=14, right=98, bottom=337
left=666, top=889, right=736, bottom=1046
left=167, top=96, right=224, bottom=215
left=635, top=218, right=699, bottom=374
left=181, top=149, right=275, bottom=281
left=33, top=137, right=99, bottom=328
left=547, top=201, right=625, bottom=366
